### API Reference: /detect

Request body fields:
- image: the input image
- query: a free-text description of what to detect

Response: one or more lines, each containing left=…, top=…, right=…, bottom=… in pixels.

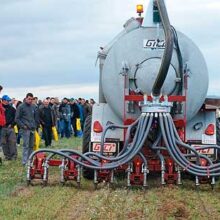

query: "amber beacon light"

left=136, top=4, right=144, bottom=14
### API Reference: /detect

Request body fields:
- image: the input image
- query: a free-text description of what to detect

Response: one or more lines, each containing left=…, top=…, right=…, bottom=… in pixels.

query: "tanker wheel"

left=217, top=118, right=220, bottom=161
left=82, top=114, right=94, bottom=180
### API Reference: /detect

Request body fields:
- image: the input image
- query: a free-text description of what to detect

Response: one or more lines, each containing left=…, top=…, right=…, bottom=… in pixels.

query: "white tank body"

left=101, top=26, right=208, bottom=121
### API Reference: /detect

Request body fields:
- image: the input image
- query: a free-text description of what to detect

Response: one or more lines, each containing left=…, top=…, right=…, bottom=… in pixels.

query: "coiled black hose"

left=152, top=0, right=174, bottom=97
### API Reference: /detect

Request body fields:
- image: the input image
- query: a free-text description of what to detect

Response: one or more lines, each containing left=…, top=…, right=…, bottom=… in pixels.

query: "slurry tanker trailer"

left=27, top=0, right=220, bottom=189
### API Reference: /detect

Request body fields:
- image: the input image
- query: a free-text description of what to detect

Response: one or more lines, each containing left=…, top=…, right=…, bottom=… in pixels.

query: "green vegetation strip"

left=1, top=137, right=220, bottom=219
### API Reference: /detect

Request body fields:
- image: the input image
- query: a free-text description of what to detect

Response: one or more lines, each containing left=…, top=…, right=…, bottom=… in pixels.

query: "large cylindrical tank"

left=101, top=25, right=208, bottom=121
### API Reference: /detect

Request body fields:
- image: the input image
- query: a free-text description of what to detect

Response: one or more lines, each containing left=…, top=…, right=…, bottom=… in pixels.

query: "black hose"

left=167, top=113, right=220, bottom=172
left=147, top=131, right=165, bottom=167
left=80, top=117, right=143, bottom=163
left=166, top=113, right=213, bottom=166
left=84, top=116, right=144, bottom=162
left=164, top=114, right=205, bottom=171
left=164, top=114, right=220, bottom=176
left=28, top=112, right=220, bottom=179
left=166, top=114, right=215, bottom=167
left=171, top=26, right=183, bottom=76
left=138, top=152, right=148, bottom=167
left=28, top=114, right=153, bottom=171
left=165, top=115, right=200, bottom=165
left=159, top=113, right=211, bottom=176
left=184, top=154, right=213, bottom=165
left=152, top=0, right=174, bottom=97
left=100, top=117, right=140, bottom=156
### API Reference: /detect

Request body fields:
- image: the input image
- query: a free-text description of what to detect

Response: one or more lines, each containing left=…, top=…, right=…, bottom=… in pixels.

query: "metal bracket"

left=120, top=61, right=130, bottom=76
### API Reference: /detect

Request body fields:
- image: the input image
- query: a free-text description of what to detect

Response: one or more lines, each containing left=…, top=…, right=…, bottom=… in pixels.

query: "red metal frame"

left=63, top=155, right=79, bottom=181
left=28, top=44, right=216, bottom=186
left=30, top=153, right=79, bottom=183
left=164, top=159, right=178, bottom=184
left=30, top=74, right=190, bottom=186
left=125, top=95, right=186, bottom=102
left=121, top=74, right=188, bottom=185
left=129, top=156, right=144, bottom=185
left=30, top=153, right=46, bottom=180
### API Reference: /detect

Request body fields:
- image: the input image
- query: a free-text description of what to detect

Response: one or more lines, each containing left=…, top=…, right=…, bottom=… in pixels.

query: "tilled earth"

left=2, top=174, right=220, bottom=220
left=1, top=137, right=220, bottom=220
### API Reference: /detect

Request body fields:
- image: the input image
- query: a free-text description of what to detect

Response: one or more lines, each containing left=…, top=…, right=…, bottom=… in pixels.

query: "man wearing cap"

left=15, top=93, right=39, bottom=165
left=0, top=95, right=17, bottom=160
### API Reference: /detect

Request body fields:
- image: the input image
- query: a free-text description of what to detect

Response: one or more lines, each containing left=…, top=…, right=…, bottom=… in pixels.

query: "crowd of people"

left=0, top=85, right=95, bottom=166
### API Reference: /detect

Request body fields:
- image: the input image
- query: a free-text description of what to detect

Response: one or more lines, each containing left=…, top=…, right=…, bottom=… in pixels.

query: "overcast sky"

left=1, top=0, right=220, bottom=101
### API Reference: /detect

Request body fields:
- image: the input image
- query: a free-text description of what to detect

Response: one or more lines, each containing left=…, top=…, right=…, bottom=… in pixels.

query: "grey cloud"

left=1, top=0, right=220, bottom=97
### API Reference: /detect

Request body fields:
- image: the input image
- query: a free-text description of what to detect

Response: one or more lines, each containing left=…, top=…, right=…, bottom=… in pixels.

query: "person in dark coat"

left=15, top=93, right=39, bottom=165
left=81, top=98, right=92, bottom=130
left=77, top=98, right=84, bottom=131
left=70, top=98, right=80, bottom=137
left=0, top=85, right=3, bottom=144
left=59, top=98, right=71, bottom=138
left=1, top=95, right=17, bottom=160
left=50, top=97, right=59, bottom=122
left=39, top=99, right=56, bottom=147
left=15, top=101, right=22, bottom=146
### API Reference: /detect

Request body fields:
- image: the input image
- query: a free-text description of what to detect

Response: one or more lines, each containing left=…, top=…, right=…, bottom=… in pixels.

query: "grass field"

left=1, top=137, right=220, bottom=219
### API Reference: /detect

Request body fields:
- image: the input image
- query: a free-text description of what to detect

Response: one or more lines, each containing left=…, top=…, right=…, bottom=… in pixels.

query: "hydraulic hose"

left=163, top=113, right=220, bottom=176
left=167, top=113, right=220, bottom=172
left=149, top=132, right=167, bottom=150
left=166, top=113, right=212, bottom=165
left=159, top=113, right=212, bottom=176
left=184, top=154, right=213, bottom=165
left=166, top=115, right=220, bottom=174
left=45, top=117, right=142, bottom=164
left=84, top=116, right=144, bottom=162
left=28, top=114, right=153, bottom=171
left=28, top=111, right=220, bottom=180
left=148, top=132, right=165, bottom=169
left=97, top=114, right=149, bottom=163
left=164, top=114, right=208, bottom=172
left=152, top=0, right=174, bottom=97
left=100, top=117, right=140, bottom=156
left=164, top=114, right=200, bottom=165
left=138, top=152, right=148, bottom=167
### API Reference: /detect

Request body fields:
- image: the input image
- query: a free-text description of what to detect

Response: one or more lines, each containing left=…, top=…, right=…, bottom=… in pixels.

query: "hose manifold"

left=140, top=95, right=173, bottom=113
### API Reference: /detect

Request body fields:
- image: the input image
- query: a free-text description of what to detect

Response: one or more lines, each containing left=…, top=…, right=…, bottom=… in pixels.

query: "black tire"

left=217, top=119, right=220, bottom=144
left=82, top=115, right=94, bottom=180
left=216, top=118, right=220, bottom=160
left=82, top=114, right=92, bottom=154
